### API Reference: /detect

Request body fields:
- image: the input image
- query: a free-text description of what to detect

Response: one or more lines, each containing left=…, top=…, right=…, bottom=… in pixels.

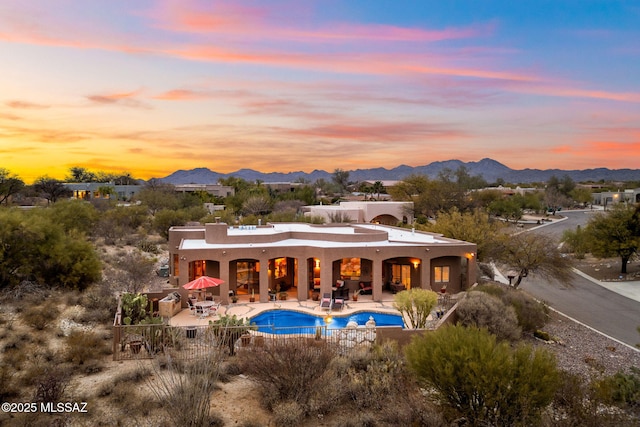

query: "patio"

left=168, top=290, right=405, bottom=327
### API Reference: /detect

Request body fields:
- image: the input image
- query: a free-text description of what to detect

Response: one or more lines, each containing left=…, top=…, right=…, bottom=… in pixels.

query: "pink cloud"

left=86, top=89, right=151, bottom=109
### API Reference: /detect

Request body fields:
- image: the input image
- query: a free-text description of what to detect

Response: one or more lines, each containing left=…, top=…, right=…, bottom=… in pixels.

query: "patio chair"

left=187, top=299, right=197, bottom=316
left=210, top=302, right=221, bottom=315
left=332, top=297, right=344, bottom=311
left=320, top=293, right=332, bottom=310
left=199, top=307, right=210, bottom=319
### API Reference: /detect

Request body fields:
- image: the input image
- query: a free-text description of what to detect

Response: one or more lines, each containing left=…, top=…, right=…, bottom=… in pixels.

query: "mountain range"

left=160, top=158, right=640, bottom=185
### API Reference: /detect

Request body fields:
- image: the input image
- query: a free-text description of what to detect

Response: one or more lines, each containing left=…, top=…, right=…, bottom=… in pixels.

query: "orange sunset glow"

left=1, top=1, right=639, bottom=183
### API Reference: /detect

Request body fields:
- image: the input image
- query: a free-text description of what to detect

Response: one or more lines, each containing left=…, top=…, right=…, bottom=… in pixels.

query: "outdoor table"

left=194, top=300, right=216, bottom=318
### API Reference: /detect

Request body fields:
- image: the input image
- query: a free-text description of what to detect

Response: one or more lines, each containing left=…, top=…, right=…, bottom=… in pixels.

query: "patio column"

left=319, top=256, right=332, bottom=297
left=297, top=258, right=308, bottom=301
left=422, top=257, right=432, bottom=291
left=258, top=257, right=270, bottom=303
left=219, top=260, right=230, bottom=305
left=372, top=257, right=383, bottom=302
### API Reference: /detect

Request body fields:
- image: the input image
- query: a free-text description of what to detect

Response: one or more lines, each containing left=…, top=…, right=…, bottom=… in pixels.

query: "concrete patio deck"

left=168, top=292, right=419, bottom=327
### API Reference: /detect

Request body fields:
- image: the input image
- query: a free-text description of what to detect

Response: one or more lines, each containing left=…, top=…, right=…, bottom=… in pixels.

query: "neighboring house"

left=174, top=184, right=235, bottom=197
left=168, top=221, right=476, bottom=304
left=65, top=183, right=142, bottom=201
left=592, top=189, right=640, bottom=207
left=303, top=201, right=414, bottom=225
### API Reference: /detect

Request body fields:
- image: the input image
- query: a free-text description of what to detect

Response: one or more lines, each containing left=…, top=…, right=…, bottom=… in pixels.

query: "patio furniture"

left=332, top=280, right=349, bottom=299
left=390, top=282, right=406, bottom=293
left=332, top=297, right=344, bottom=311
left=187, top=299, right=197, bottom=316
left=320, top=293, right=332, bottom=310
left=358, top=281, right=373, bottom=295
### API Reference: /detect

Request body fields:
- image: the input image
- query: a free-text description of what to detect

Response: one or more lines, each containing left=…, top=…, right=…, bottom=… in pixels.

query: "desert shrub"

left=21, top=301, right=60, bottom=330
left=474, top=282, right=506, bottom=298
left=500, top=289, right=549, bottom=333
left=136, top=239, right=159, bottom=254
left=237, top=339, right=338, bottom=414
left=547, top=371, right=632, bottom=427
left=0, top=364, right=19, bottom=401
left=338, top=342, right=439, bottom=426
left=146, top=347, right=226, bottom=427
left=272, top=401, right=305, bottom=427
left=406, top=325, right=559, bottom=427
left=534, top=329, right=551, bottom=341
left=77, top=281, right=118, bottom=323
left=598, top=367, right=640, bottom=409
left=33, top=369, right=69, bottom=403
left=456, top=291, right=522, bottom=341
left=344, top=342, right=406, bottom=409
left=64, top=330, right=110, bottom=366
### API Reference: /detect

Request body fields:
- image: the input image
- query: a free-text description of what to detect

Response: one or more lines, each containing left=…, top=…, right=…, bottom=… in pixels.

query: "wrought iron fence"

left=113, top=323, right=381, bottom=361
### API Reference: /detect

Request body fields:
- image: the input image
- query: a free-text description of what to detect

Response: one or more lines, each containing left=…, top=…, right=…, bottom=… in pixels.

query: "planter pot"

left=352, top=295, right=358, bottom=301
left=240, top=334, right=252, bottom=347
left=129, top=341, right=143, bottom=354
left=249, top=297, right=255, bottom=303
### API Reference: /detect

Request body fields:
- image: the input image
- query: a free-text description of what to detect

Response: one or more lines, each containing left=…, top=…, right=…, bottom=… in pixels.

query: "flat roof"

left=179, top=223, right=457, bottom=250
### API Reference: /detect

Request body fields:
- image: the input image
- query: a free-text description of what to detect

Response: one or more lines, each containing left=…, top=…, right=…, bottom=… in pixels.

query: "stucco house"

left=168, top=221, right=476, bottom=304
left=303, top=201, right=414, bottom=225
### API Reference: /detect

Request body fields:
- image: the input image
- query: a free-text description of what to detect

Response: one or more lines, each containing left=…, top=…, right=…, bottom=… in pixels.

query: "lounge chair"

left=332, top=297, right=344, bottom=311
left=320, top=293, right=332, bottom=310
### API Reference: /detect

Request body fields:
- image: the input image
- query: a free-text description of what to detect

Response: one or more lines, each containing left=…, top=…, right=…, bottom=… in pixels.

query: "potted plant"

left=231, top=295, right=239, bottom=303
left=249, top=289, right=255, bottom=303
left=352, top=289, right=361, bottom=301
left=279, top=291, right=288, bottom=300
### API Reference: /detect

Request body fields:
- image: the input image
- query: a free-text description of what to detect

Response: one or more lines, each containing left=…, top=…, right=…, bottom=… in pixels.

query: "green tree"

left=0, top=168, right=25, bottom=205
left=489, top=196, right=523, bottom=223
left=405, top=325, right=559, bottom=426
left=47, top=199, right=98, bottom=235
left=562, top=224, right=590, bottom=259
left=585, top=203, right=640, bottom=274
left=0, top=209, right=100, bottom=289
left=393, top=288, right=438, bottom=329
left=153, top=209, right=189, bottom=239
left=489, top=232, right=573, bottom=288
left=425, top=207, right=502, bottom=260
left=570, top=187, right=593, bottom=207
left=371, top=180, right=385, bottom=199
left=135, top=182, right=179, bottom=215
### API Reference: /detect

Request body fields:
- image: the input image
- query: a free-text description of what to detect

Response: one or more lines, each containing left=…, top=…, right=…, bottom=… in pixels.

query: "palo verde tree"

left=489, top=231, right=573, bottom=289
left=393, top=288, right=439, bottom=329
left=0, top=208, right=101, bottom=289
left=425, top=207, right=503, bottom=260
left=584, top=203, right=640, bottom=274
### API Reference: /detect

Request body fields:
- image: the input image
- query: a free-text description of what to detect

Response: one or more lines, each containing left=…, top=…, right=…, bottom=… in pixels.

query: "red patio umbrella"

left=182, top=276, right=225, bottom=290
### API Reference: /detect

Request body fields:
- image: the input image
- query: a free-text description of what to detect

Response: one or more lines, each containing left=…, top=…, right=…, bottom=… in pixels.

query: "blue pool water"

left=250, top=309, right=404, bottom=334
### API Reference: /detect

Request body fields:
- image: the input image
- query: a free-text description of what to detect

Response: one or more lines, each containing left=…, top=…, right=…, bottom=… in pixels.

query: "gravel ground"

left=529, top=309, right=640, bottom=378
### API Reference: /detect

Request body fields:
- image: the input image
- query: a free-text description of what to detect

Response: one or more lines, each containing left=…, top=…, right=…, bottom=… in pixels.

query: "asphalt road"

left=518, top=210, right=640, bottom=348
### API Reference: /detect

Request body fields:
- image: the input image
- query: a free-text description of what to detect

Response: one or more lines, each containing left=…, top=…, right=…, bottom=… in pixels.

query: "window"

left=434, top=266, right=450, bottom=283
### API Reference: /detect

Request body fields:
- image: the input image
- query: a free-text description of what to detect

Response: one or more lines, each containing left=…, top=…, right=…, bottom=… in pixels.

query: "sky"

left=1, top=0, right=639, bottom=183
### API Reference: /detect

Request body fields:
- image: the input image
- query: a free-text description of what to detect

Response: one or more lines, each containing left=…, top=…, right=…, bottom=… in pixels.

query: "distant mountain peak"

left=159, top=158, right=640, bottom=185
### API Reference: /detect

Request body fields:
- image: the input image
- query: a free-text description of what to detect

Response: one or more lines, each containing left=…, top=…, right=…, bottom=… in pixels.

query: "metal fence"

left=113, top=323, right=381, bottom=361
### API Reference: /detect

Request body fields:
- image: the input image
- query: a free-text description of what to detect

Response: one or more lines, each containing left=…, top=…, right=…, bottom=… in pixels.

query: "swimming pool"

left=250, top=309, right=404, bottom=334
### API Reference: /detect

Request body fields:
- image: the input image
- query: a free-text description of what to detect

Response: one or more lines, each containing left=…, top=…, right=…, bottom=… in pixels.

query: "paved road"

left=518, top=210, right=640, bottom=348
